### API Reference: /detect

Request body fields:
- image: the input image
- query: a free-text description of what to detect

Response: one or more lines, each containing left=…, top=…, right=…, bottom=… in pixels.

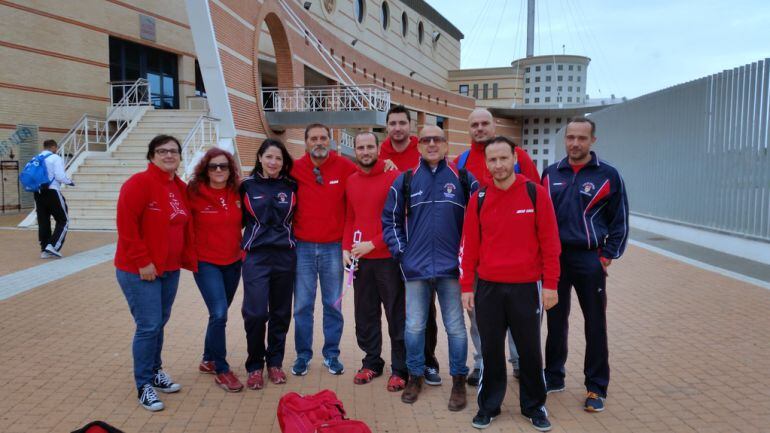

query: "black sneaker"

left=526, top=413, right=552, bottom=432
left=467, top=368, right=481, bottom=387
left=138, top=383, right=164, bottom=412
left=545, top=382, right=565, bottom=394
left=152, top=370, right=181, bottom=393
left=424, top=366, right=442, bottom=385
left=584, top=392, right=605, bottom=412
left=471, top=414, right=495, bottom=429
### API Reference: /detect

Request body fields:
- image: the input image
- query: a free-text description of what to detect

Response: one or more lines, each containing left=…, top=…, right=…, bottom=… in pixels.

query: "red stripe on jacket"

left=453, top=141, right=541, bottom=187
left=114, top=163, right=197, bottom=275
left=459, top=174, right=561, bottom=292
left=291, top=152, right=358, bottom=243
left=343, top=159, right=400, bottom=259
left=187, top=183, right=243, bottom=266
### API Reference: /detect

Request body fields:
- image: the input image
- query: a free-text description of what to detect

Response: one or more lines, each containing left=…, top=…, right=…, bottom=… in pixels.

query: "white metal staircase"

left=20, top=78, right=220, bottom=230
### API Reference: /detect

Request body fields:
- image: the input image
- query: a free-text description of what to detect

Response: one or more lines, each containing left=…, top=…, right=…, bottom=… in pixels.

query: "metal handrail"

left=261, top=85, right=391, bottom=113
left=57, top=78, right=151, bottom=172
left=339, top=130, right=354, bottom=150
left=180, top=115, right=221, bottom=181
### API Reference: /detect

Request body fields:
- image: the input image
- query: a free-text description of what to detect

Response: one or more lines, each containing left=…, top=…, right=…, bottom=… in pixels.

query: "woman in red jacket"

left=187, top=148, right=244, bottom=392
left=115, top=134, right=196, bottom=412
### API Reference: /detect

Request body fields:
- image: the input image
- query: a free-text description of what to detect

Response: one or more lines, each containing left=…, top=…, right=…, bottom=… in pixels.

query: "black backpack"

left=401, top=168, right=471, bottom=216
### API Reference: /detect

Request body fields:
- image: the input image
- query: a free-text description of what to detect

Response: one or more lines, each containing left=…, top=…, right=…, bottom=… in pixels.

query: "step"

left=66, top=190, right=119, bottom=200
left=68, top=207, right=117, bottom=218
left=70, top=180, right=127, bottom=190
left=80, top=158, right=147, bottom=167
left=65, top=197, right=118, bottom=207
left=73, top=174, right=133, bottom=184
left=77, top=165, right=144, bottom=175
left=69, top=219, right=116, bottom=230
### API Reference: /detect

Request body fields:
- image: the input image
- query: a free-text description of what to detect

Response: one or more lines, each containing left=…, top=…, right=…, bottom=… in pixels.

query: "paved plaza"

left=0, top=226, right=769, bottom=433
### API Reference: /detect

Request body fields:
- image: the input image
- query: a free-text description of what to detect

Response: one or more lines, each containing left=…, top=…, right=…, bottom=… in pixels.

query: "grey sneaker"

left=424, top=366, right=442, bottom=385
left=323, top=357, right=344, bottom=375
left=44, top=244, right=62, bottom=258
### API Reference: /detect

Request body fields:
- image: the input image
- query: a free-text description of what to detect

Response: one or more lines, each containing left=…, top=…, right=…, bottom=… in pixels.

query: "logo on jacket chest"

left=580, top=182, right=596, bottom=196
left=276, top=192, right=289, bottom=204
left=168, top=192, right=187, bottom=219
left=443, top=182, right=457, bottom=199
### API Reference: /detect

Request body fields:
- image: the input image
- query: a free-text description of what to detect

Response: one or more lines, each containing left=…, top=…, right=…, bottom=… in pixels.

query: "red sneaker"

left=199, top=360, right=215, bottom=374
left=353, top=368, right=381, bottom=385
left=267, top=367, right=287, bottom=384
left=247, top=370, right=264, bottom=390
left=214, top=371, right=244, bottom=392
left=387, top=375, right=406, bottom=392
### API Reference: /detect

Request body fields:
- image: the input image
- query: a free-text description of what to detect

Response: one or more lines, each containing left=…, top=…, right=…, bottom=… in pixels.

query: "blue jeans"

left=116, top=269, right=180, bottom=389
left=405, top=278, right=469, bottom=377
left=193, top=260, right=242, bottom=374
left=293, top=241, right=344, bottom=361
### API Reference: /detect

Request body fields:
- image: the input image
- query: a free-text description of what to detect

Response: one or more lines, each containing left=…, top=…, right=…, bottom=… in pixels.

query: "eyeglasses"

left=312, top=166, right=323, bottom=185
left=418, top=136, right=446, bottom=144
left=155, top=148, right=180, bottom=156
left=207, top=163, right=230, bottom=172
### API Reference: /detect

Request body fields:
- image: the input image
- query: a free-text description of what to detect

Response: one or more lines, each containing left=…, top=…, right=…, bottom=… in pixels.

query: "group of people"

left=113, top=105, right=628, bottom=432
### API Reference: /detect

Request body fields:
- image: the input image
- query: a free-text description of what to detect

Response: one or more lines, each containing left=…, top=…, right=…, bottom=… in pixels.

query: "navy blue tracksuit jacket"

left=382, top=158, right=478, bottom=281
left=541, top=152, right=629, bottom=259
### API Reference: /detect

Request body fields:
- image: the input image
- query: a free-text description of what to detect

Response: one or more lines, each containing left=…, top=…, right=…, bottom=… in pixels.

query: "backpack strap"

left=525, top=181, right=537, bottom=209
left=457, top=149, right=470, bottom=170
left=401, top=169, right=413, bottom=216
left=459, top=168, right=471, bottom=205
left=476, top=187, right=487, bottom=216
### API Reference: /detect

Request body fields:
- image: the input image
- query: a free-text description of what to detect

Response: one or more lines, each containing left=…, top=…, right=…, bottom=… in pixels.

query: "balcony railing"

left=261, top=85, right=391, bottom=113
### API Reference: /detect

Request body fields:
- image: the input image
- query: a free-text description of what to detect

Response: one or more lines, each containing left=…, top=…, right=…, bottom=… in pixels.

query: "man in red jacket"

left=343, top=131, right=406, bottom=391
left=379, top=105, right=442, bottom=386
left=290, top=123, right=358, bottom=377
left=458, top=108, right=541, bottom=386
left=459, top=136, right=561, bottom=431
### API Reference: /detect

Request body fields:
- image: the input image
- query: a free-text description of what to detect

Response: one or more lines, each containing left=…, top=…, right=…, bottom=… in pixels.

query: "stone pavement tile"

left=1, top=246, right=770, bottom=432
left=0, top=228, right=116, bottom=274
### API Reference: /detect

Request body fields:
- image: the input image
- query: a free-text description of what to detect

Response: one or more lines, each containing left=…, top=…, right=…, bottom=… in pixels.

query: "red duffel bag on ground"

left=277, top=389, right=372, bottom=433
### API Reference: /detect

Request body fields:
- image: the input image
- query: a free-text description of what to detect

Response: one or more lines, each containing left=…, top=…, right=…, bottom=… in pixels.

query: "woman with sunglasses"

left=239, top=138, right=297, bottom=390
left=187, top=147, right=244, bottom=392
left=115, top=134, right=196, bottom=411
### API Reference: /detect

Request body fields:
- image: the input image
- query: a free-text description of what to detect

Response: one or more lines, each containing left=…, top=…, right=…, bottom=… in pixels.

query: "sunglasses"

left=312, top=166, right=323, bottom=185
left=207, top=163, right=230, bottom=172
left=418, top=136, right=446, bottom=144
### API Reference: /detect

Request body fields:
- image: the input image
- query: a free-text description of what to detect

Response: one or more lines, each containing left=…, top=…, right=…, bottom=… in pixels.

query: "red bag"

left=277, top=390, right=371, bottom=433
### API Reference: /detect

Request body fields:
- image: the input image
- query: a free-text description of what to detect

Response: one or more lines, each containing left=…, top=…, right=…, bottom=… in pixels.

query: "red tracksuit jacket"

left=343, top=159, right=400, bottom=259
left=187, top=182, right=243, bottom=266
left=114, top=163, right=197, bottom=275
left=379, top=135, right=420, bottom=171
left=291, top=151, right=358, bottom=243
left=454, top=141, right=541, bottom=187
left=459, top=174, right=561, bottom=292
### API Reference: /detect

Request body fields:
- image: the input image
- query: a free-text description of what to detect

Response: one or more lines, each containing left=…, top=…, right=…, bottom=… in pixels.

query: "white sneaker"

left=40, top=251, right=53, bottom=259
left=44, top=245, right=62, bottom=258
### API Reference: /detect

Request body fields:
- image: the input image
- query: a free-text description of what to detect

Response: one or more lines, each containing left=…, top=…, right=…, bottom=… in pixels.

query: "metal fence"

left=589, top=58, right=770, bottom=241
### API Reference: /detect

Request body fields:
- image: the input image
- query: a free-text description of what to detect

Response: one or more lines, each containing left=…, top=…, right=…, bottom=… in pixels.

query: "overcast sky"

left=426, top=0, right=770, bottom=99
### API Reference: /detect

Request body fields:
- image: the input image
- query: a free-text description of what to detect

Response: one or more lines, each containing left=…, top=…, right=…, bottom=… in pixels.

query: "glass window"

left=568, top=86, right=573, bottom=91
left=533, top=149, right=539, bottom=155
left=568, top=65, right=574, bottom=71
left=418, top=21, right=424, bottom=43
left=577, top=86, right=581, bottom=92
left=545, top=86, right=551, bottom=92
left=526, top=67, right=531, bottom=73
left=534, top=97, right=540, bottom=103
left=354, top=0, right=365, bottom=23
left=525, top=98, right=530, bottom=103
left=546, top=64, right=552, bottom=71
left=535, top=76, right=541, bottom=82
left=535, top=86, right=540, bottom=92
left=542, top=159, right=549, bottom=171
left=544, top=128, right=550, bottom=134
left=578, top=65, right=582, bottom=71
left=523, top=139, right=528, bottom=144
left=544, top=148, right=549, bottom=154
left=545, top=97, right=550, bottom=102
left=483, top=83, right=489, bottom=99
left=557, top=96, right=562, bottom=102
left=493, top=83, right=498, bottom=98
left=544, top=139, right=549, bottom=145
left=558, top=64, right=563, bottom=71
left=401, top=11, right=408, bottom=36
left=381, top=2, right=389, bottom=30
left=524, top=129, right=529, bottom=134
left=472, top=84, right=478, bottom=98
left=524, top=119, right=529, bottom=124
left=577, top=97, right=581, bottom=102
left=526, top=77, right=530, bottom=83
left=534, top=128, right=539, bottom=134
left=577, top=76, right=581, bottom=82
left=545, top=76, right=551, bottom=82
left=459, top=84, right=469, bottom=96
left=536, top=65, right=541, bottom=71
left=568, top=76, right=573, bottom=81
left=558, top=75, right=563, bottom=81
left=533, top=139, right=539, bottom=144
left=525, top=88, right=530, bottom=94
left=567, top=96, right=573, bottom=102
left=533, top=118, right=539, bottom=124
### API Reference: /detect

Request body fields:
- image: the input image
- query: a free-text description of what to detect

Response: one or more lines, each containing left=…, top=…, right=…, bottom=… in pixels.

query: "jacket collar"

left=382, top=135, right=418, bottom=154
left=418, top=157, right=448, bottom=173
left=147, top=162, right=178, bottom=183
left=358, top=158, right=385, bottom=177
left=557, top=151, right=599, bottom=171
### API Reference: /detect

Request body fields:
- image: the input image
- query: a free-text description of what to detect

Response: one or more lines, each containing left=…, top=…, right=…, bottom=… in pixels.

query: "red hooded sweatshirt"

left=187, top=182, right=243, bottom=266
left=453, top=141, right=541, bottom=187
left=291, top=151, right=358, bottom=243
left=459, top=174, right=561, bottom=292
left=379, top=135, right=420, bottom=172
left=115, top=163, right=197, bottom=275
left=343, top=159, right=400, bottom=259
